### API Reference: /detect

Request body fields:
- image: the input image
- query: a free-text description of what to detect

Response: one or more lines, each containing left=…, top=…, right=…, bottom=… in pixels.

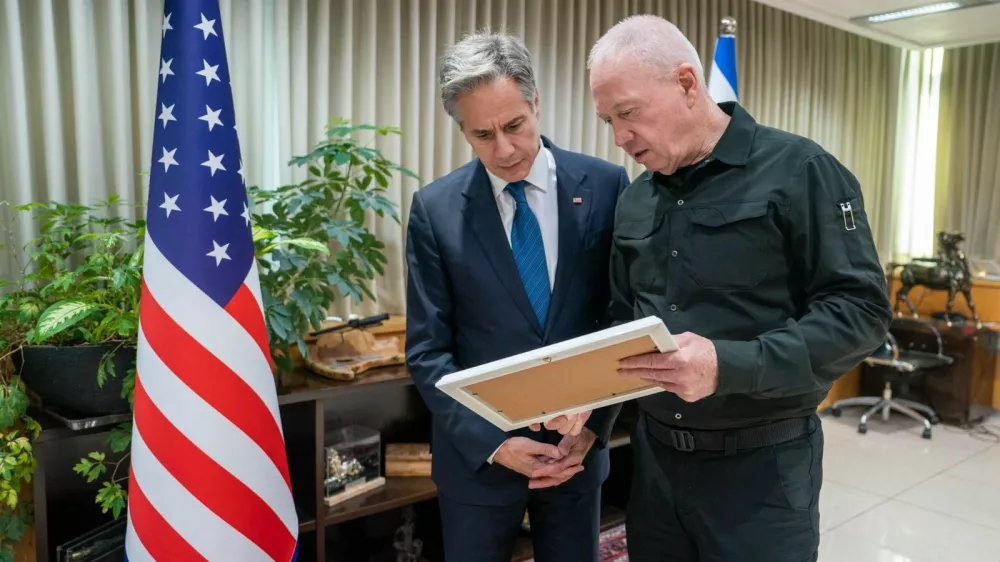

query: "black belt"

left=644, top=414, right=815, bottom=456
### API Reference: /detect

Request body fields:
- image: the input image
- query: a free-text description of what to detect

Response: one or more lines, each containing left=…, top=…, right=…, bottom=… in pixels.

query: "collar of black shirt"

left=653, top=101, right=757, bottom=186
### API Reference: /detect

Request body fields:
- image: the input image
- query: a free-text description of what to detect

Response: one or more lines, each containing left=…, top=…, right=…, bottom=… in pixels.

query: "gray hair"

left=588, top=14, right=705, bottom=85
left=439, top=29, right=537, bottom=124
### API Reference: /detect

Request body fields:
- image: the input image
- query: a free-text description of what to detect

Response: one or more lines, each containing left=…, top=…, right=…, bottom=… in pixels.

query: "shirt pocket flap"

left=615, top=213, right=663, bottom=240
left=690, top=200, right=769, bottom=228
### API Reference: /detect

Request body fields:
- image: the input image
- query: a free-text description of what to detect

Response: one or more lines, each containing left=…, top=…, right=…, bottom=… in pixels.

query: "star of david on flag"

left=124, top=0, right=299, bottom=560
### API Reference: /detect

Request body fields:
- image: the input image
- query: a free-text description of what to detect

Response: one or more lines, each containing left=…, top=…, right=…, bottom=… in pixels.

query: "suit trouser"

left=437, top=485, right=600, bottom=562
left=626, top=413, right=823, bottom=562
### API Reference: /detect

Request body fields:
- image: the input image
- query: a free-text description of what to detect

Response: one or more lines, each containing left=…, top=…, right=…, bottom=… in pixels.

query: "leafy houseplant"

left=0, top=328, right=40, bottom=562
left=249, top=118, right=418, bottom=375
left=0, top=197, right=142, bottom=553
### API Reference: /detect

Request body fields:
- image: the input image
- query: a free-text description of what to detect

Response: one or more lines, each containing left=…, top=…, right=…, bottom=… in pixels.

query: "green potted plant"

left=0, top=198, right=141, bottom=418
left=249, top=118, right=418, bottom=375
left=0, top=197, right=142, bottom=558
left=0, top=319, right=40, bottom=562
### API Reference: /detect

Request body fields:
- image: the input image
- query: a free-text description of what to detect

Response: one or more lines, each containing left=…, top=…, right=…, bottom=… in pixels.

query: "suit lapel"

left=544, top=147, right=589, bottom=339
left=462, top=163, right=544, bottom=336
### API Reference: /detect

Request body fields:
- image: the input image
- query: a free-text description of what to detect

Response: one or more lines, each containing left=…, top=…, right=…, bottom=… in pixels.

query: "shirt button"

left=675, top=413, right=682, bottom=420
left=669, top=304, right=678, bottom=311
left=671, top=250, right=678, bottom=257
left=677, top=199, right=684, bottom=205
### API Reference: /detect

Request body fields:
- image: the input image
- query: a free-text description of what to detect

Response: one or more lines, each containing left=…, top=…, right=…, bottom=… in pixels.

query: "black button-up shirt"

left=610, top=102, right=892, bottom=430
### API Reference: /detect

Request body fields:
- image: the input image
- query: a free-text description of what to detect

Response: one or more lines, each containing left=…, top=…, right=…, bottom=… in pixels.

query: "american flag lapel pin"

left=572, top=197, right=583, bottom=205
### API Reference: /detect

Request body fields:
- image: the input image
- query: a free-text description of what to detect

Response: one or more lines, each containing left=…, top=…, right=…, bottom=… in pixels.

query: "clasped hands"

left=494, top=411, right=596, bottom=489
left=496, top=332, right=719, bottom=488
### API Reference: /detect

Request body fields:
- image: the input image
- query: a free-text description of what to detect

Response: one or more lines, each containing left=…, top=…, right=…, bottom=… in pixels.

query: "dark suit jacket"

left=404, top=136, right=630, bottom=506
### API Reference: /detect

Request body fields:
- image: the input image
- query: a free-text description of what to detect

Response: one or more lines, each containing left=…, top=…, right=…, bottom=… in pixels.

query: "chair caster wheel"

left=930, top=416, right=940, bottom=425
left=922, top=428, right=932, bottom=439
left=831, top=408, right=842, bottom=418
left=858, top=424, right=868, bottom=434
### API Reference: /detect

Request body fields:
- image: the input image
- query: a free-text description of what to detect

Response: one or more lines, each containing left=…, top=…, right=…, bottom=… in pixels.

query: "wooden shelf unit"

left=279, top=364, right=638, bottom=561
left=26, top=322, right=639, bottom=561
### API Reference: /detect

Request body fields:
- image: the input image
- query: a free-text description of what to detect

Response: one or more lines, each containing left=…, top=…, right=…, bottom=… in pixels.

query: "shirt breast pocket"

left=614, top=212, right=666, bottom=293
left=684, top=200, right=776, bottom=290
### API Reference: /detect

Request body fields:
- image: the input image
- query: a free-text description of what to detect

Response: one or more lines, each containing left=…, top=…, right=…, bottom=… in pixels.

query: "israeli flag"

left=708, top=28, right=738, bottom=102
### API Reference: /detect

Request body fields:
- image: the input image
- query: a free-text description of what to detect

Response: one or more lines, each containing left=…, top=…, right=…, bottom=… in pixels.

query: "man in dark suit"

left=404, top=31, right=630, bottom=562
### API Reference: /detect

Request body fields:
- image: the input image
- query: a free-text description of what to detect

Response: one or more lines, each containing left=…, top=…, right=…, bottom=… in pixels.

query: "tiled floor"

left=818, top=409, right=1000, bottom=562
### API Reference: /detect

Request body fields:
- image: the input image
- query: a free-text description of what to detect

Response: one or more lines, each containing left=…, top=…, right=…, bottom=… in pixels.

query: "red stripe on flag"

left=134, top=379, right=296, bottom=560
left=225, top=283, right=272, bottom=365
left=127, top=465, right=208, bottom=562
left=140, top=280, right=292, bottom=489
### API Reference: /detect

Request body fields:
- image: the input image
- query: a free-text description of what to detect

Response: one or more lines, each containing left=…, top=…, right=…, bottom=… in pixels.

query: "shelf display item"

left=324, top=425, right=382, bottom=501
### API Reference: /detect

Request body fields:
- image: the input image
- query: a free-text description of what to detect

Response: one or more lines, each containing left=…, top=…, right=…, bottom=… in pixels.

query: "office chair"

left=830, top=319, right=953, bottom=439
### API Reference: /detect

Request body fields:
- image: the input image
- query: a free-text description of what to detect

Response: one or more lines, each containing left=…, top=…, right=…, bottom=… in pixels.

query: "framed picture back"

left=435, top=316, right=677, bottom=431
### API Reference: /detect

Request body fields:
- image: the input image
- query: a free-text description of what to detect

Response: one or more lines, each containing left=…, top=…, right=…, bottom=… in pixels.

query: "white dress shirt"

left=485, top=144, right=559, bottom=291
left=483, top=142, right=558, bottom=464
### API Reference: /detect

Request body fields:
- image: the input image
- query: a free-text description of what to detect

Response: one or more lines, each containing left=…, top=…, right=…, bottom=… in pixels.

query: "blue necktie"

left=505, top=180, right=550, bottom=328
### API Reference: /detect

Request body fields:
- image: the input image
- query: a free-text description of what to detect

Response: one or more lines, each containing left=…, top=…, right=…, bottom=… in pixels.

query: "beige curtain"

left=0, top=0, right=901, bottom=316
left=934, top=42, right=1000, bottom=261
left=892, top=48, right=944, bottom=263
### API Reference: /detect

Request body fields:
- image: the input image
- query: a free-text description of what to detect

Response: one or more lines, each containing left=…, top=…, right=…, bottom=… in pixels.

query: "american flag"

left=124, top=1, right=298, bottom=560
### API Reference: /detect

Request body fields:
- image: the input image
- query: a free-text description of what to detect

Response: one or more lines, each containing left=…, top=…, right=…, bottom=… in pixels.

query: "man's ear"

left=534, top=88, right=541, bottom=119
left=677, top=63, right=699, bottom=100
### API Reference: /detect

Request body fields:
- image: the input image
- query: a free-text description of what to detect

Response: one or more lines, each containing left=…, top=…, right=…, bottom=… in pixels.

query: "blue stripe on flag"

left=713, top=35, right=738, bottom=99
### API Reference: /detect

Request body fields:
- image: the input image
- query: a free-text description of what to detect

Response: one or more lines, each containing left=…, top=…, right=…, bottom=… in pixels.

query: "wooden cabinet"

left=888, top=275, right=1000, bottom=409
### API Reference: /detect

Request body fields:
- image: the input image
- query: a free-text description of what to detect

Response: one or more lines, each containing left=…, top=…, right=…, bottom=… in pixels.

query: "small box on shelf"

left=324, top=425, right=384, bottom=506
left=385, top=443, right=432, bottom=477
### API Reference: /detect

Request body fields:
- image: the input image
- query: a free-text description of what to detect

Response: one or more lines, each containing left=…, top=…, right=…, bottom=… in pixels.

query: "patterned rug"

left=599, top=523, right=628, bottom=562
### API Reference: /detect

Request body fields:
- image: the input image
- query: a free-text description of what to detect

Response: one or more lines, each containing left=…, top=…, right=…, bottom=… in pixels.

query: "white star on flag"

left=237, top=159, right=245, bottom=185
left=199, top=105, right=224, bottom=131
left=160, top=193, right=181, bottom=217
left=201, top=150, right=226, bottom=176
left=158, top=103, right=177, bottom=128
left=206, top=240, right=231, bottom=266
left=196, top=59, right=221, bottom=86
left=159, top=58, right=175, bottom=83
left=162, top=12, right=173, bottom=38
left=241, top=202, right=251, bottom=226
left=159, top=147, right=179, bottom=173
left=203, top=195, right=229, bottom=221
left=194, top=13, right=218, bottom=40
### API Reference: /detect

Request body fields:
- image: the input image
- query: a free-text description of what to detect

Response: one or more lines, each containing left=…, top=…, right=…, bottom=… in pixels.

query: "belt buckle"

left=670, top=429, right=695, bottom=452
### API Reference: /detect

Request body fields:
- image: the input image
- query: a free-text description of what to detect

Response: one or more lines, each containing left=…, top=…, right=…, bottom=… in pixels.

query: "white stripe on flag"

left=137, top=326, right=298, bottom=535
left=130, top=427, right=273, bottom=562
left=142, top=236, right=281, bottom=427
left=245, top=260, right=265, bottom=312
left=708, top=59, right=738, bottom=103
left=124, top=512, right=155, bottom=562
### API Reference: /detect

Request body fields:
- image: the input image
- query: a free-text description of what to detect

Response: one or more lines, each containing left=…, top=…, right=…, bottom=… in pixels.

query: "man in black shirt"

left=587, top=15, right=892, bottom=561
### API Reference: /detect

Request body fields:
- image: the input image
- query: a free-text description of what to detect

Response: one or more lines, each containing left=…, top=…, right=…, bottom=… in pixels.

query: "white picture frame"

left=435, top=316, right=678, bottom=432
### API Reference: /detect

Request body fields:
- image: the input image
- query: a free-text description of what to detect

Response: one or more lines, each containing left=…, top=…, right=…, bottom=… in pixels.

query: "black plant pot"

left=14, top=344, right=134, bottom=416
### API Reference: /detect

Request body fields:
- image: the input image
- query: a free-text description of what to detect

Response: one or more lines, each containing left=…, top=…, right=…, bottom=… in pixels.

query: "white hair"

left=587, top=14, right=705, bottom=84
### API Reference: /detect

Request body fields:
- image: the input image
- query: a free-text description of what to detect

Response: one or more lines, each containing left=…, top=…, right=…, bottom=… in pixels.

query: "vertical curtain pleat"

left=1, top=0, right=905, bottom=317
left=935, top=42, right=1000, bottom=261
